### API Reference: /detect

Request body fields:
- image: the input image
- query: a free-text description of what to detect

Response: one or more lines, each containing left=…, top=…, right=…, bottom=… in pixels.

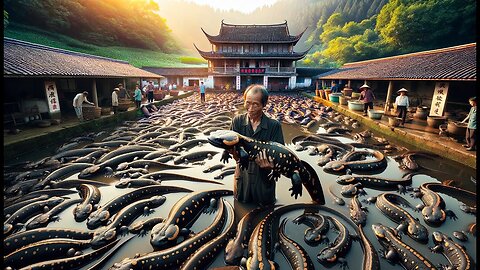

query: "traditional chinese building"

left=194, top=20, right=310, bottom=91
left=314, top=43, right=476, bottom=115
left=4, top=37, right=161, bottom=126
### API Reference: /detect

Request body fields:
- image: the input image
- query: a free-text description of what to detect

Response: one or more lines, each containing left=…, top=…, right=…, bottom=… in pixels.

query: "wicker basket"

left=101, top=107, right=111, bottom=115
left=118, top=100, right=132, bottom=112
left=82, top=106, right=96, bottom=120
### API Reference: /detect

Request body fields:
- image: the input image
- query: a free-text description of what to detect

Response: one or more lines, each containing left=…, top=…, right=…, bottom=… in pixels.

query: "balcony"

left=209, top=67, right=295, bottom=74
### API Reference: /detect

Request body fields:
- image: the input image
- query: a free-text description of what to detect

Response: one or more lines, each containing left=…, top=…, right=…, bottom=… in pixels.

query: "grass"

left=4, top=23, right=207, bottom=68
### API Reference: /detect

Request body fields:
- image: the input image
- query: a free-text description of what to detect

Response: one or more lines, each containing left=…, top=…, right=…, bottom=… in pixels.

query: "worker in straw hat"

left=358, top=84, right=375, bottom=116
left=72, top=91, right=94, bottom=121
left=394, top=88, right=409, bottom=126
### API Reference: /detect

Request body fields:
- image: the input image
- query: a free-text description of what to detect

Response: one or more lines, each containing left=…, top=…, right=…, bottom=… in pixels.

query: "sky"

left=185, top=0, right=278, bottom=13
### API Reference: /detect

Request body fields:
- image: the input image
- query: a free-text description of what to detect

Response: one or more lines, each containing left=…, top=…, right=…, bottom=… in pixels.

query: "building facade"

left=195, top=21, right=310, bottom=91
left=4, top=38, right=162, bottom=126
left=315, top=43, right=476, bottom=115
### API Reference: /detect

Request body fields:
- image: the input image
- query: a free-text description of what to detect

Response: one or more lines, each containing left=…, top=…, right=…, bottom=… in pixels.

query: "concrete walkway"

left=309, top=94, right=476, bottom=169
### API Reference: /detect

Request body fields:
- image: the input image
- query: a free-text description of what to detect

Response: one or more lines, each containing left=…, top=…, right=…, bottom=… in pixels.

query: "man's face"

left=244, top=90, right=264, bottom=119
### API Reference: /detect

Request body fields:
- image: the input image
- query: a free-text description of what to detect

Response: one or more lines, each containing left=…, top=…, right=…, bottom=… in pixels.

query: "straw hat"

left=113, top=88, right=120, bottom=91
left=359, top=84, right=370, bottom=89
left=397, top=88, right=408, bottom=93
left=82, top=91, right=88, bottom=95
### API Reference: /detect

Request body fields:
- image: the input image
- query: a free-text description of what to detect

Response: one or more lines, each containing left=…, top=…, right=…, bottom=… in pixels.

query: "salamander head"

left=317, top=248, right=337, bottom=263
left=421, top=206, right=446, bottom=224
left=207, top=130, right=241, bottom=149
left=150, top=223, right=179, bottom=248
left=224, top=238, right=244, bottom=265
left=336, top=175, right=355, bottom=184
left=110, top=258, right=136, bottom=270
left=86, top=210, right=110, bottom=229
left=91, top=228, right=116, bottom=247
left=305, top=228, right=322, bottom=243
left=432, top=231, right=445, bottom=245
left=26, top=214, right=50, bottom=230
left=371, top=223, right=387, bottom=239
left=74, top=203, right=93, bottom=222
left=407, top=223, right=429, bottom=243
left=78, top=165, right=102, bottom=178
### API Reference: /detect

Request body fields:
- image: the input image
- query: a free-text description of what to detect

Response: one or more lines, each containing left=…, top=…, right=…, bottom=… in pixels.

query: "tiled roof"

left=4, top=38, right=163, bottom=78
left=202, top=21, right=305, bottom=44
left=296, top=67, right=332, bottom=77
left=195, top=44, right=310, bottom=60
left=142, top=67, right=208, bottom=76
left=315, top=43, right=476, bottom=81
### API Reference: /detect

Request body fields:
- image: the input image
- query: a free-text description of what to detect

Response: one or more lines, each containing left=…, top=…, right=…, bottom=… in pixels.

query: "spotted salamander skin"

left=358, top=225, right=380, bottom=270
left=90, top=195, right=166, bottom=247
left=150, top=189, right=233, bottom=248
left=86, top=185, right=192, bottom=230
left=376, top=192, right=429, bottom=243
left=431, top=231, right=472, bottom=270
left=4, top=238, right=91, bottom=269
left=26, top=197, right=83, bottom=230
left=292, top=212, right=329, bottom=244
left=4, top=196, right=65, bottom=236
left=336, top=173, right=413, bottom=188
left=323, top=150, right=387, bottom=172
left=349, top=194, right=368, bottom=226
left=224, top=207, right=266, bottom=265
left=371, top=223, right=437, bottom=270
left=208, top=130, right=325, bottom=204
left=20, top=238, right=119, bottom=270
left=110, top=199, right=228, bottom=270
left=317, top=215, right=352, bottom=264
left=74, top=183, right=101, bottom=222
left=4, top=228, right=94, bottom=256
left=278, top=218, right=315, bottom=270
left=179, top=200, right=236, bottom=270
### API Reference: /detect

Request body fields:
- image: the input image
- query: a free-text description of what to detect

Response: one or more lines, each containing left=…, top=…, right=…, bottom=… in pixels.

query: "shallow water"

left=3, top=95, right=476, bottom=270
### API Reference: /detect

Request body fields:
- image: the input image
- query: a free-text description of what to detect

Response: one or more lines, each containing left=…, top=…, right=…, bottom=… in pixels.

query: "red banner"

left=240, top=68, right=265, bottom=74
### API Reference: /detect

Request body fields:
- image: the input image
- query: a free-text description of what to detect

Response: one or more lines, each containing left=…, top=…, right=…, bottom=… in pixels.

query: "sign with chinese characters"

left=236, top=76, right=241, bottom=90
left=429, top=82, right=449, bottom=116
left=45, top=81, right=60, bottom=113
left=240, top=68, right=265, bottom=74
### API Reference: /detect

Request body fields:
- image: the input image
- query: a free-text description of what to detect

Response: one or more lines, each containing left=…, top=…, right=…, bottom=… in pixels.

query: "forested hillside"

left=4, top=0, right=476, bottom=68
left=4, top=0, right=179, bottom=53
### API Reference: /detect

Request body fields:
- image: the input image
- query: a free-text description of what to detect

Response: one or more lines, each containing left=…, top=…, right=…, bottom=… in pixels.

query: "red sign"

left=240, top=68, right=265, bottom=74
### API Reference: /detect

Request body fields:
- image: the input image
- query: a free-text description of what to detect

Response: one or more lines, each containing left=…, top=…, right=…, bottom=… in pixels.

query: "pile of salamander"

left=3, top=92, right=476, bottom=270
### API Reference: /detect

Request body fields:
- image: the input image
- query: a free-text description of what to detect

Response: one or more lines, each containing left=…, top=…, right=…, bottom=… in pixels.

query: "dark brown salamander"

left=74, top=183, right=101, bottom=222
left=179, top=199, right=236, bottom=270
left=4, top=228, right=94, bottom=256
left=109, top=199, right=229, bottom=269
left=4, top=238, right=91, bottom=269
left=224, top=207, right=267, bottom=265
left=4, top=196, right=65, bottom=236
left=358, top=225, right=380, bottom=270
left=349, top=194, right=368, bottom=226
left=150, top=189, right=233, bottom=248
left=292, top=211, right=330, bottom=245
left=372, top=223, right=437, bottom=270
left=376, top=192, right=429, bottom=243
left=26, top=197, right=82, bottom=230
left=90, top=195, right=166, bottom=248
left=431, top=231, right=473, bottom=270
left=86, top=185, right=191, bottom=229
left=278, top=218, right=315, bottom=270
left=416, top=182, right=458, bottom=225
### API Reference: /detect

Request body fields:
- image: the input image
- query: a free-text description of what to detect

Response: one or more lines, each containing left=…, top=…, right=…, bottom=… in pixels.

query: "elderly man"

left=72, top=91, right=94, bottom=121
left=229, top=84, right=286, bottom=206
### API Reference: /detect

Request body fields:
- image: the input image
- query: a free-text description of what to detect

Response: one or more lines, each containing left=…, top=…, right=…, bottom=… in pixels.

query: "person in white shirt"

left=72, top=91, right=94, bottom=121
left=394, top=88, right=409, bottom=126
left=112, top=88, right=119, bottom=114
